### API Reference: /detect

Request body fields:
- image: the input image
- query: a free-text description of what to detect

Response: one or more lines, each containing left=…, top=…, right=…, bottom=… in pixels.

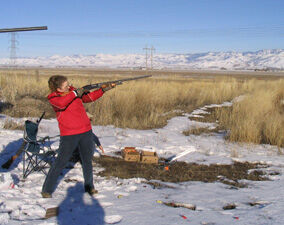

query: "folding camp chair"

left=22, top=113, right=57, bottom=178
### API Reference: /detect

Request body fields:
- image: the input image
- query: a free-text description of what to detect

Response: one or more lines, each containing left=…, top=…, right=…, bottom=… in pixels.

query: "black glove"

left=75, top=88, right=87, bottom=97
left=101, top=83, right=116, bottom=92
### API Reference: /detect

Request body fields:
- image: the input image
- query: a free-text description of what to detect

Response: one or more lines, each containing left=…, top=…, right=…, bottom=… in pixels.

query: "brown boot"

left=87, top=188, right=98, bottom=195
left=84, top=185, right=98, bottom=196
left=41, top=192, right=52, bottom=198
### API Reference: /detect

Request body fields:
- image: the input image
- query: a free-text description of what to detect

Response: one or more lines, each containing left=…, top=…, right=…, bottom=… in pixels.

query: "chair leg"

left=23, top=152, right=54, bottom=178
left=23, top=153, right=39, bottom=178
left=23, top=151, right=26, bottom=178
left=23, top=153, right=34, bottom=178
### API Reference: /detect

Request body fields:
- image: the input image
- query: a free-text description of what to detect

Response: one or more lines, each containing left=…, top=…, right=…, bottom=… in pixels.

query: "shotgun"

left=82, top=75, right=151, bottom=91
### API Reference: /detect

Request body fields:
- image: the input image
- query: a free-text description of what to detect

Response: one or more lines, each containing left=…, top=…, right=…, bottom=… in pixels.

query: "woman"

left=41, top=75, right=115, bottom=198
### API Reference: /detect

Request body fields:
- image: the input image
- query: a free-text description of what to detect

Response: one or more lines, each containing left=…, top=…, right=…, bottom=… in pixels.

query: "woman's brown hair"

left=48, top=75, right=67, bottom=92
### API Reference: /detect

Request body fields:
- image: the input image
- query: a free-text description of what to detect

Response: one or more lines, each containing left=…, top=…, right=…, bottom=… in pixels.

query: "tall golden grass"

left=217, top=79, right=284, bottom=147
left=0, top=70, right=283, bottom=147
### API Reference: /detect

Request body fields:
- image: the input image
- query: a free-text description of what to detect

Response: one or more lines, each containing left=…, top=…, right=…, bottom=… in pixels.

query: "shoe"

left=41, top=192, right=52, bottom=198
left=84, top=185, right=98, bottom=196
left=87, top=188, right=98, bottom=195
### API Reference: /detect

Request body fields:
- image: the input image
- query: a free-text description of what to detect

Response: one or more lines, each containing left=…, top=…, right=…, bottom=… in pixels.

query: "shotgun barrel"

left=82, top=75, right=151, bottom=91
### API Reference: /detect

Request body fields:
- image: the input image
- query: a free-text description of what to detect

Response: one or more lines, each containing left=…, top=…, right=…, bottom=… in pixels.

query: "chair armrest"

left=37, top=136, right=50, bottom=143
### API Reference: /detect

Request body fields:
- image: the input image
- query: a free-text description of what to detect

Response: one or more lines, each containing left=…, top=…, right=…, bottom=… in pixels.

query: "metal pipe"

left=0, top=26, right=48, bottom=33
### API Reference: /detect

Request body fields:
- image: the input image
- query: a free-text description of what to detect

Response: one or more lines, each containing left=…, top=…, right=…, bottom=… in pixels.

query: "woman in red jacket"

left=41, top=75, right=115, bottom=198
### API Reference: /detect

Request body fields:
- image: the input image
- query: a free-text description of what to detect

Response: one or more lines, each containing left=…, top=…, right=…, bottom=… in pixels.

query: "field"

left=0, top=68, right=283, bottom=147
left=0, top=68, right=284, bottom=224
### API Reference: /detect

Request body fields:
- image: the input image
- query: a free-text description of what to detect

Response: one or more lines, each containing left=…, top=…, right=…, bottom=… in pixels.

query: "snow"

left=0, top=100, right=283, bottom=224
left=0, top=49, right=283, bottom=70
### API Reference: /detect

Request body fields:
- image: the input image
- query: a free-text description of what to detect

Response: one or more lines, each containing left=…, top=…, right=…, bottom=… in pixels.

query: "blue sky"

left=0, top=0, right=283, bottom=57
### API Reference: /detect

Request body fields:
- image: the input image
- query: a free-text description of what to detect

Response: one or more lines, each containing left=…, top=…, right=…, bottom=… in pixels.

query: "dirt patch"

left=93, top=154, right=271, bottom=188
left=183, top=126, right=222, bottom=136
left=142, top=181, right=176, bottom=189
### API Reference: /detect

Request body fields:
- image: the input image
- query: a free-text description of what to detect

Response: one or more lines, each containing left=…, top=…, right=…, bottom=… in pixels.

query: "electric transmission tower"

left=0, top=26, right=47, bottom=66
left=143, top=45, right=155, bottom=70
left=143, top=45, right=150, bottom=70
left=150, top=46, right=155, bottom=70
left=9, top=32, right=18, bottom=65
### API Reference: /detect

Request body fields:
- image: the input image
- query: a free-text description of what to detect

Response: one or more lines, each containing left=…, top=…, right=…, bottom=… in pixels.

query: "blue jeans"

left=42, top=130, right=94, bottom=194
left=70, top=132, right=101, bottom=164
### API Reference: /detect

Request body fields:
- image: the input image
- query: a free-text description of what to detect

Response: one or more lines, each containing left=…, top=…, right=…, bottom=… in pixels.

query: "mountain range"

left=0, top=49, right=283, bottom=71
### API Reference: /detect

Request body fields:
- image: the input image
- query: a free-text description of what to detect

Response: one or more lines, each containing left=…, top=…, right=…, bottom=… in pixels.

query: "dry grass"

left=2, top=119, right=24, bottom=130
left=183, top=126, right=220, bottom=136
left=83, top=77, right=244, bottom=129
left=185, top=86, right=284, bottom=148
left=0, top=71, right=243, bottom=129
left=0, top=69, right=283, bottom=147
left=216, top=80, right=284, bottom=147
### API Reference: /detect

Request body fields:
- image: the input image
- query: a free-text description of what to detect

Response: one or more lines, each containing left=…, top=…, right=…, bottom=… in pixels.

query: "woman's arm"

left=48, top=91, right=77, bottom=111
left=81, top=89, right=104, bottom=103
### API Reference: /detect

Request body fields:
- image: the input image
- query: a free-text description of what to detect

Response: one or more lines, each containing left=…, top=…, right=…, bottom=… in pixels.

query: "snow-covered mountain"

left=0, top=49, right=283, bottom=70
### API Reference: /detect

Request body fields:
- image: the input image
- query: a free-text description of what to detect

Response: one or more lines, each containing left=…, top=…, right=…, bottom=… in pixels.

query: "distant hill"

left=0, top=49, right=283, bottom=71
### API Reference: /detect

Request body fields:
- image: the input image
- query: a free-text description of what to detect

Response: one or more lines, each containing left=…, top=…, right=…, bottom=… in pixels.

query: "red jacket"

left=48, top=86, right=104, bottom=136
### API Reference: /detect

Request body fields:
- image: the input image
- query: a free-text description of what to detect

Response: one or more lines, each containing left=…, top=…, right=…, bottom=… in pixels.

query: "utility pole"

left=150, top=46, right=155, bottom=70
left=143, top=45, right=150, bottom=70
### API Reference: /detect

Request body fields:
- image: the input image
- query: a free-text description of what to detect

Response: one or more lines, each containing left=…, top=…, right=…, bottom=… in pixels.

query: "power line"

left=19, top=25, right=284, bottom=38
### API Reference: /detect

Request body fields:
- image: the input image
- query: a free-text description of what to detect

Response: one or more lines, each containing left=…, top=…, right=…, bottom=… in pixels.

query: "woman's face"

left=57, top=80, right=69, bottom=92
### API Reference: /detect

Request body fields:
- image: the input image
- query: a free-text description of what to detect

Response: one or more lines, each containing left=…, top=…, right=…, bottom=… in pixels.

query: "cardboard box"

left=140, top=151, right=158, bottom=164
left=122, top=147, right=140, bottom=162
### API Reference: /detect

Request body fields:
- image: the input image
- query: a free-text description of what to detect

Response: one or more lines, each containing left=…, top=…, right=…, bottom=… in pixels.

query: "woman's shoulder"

left=47, top=91, right=59, bottom=99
